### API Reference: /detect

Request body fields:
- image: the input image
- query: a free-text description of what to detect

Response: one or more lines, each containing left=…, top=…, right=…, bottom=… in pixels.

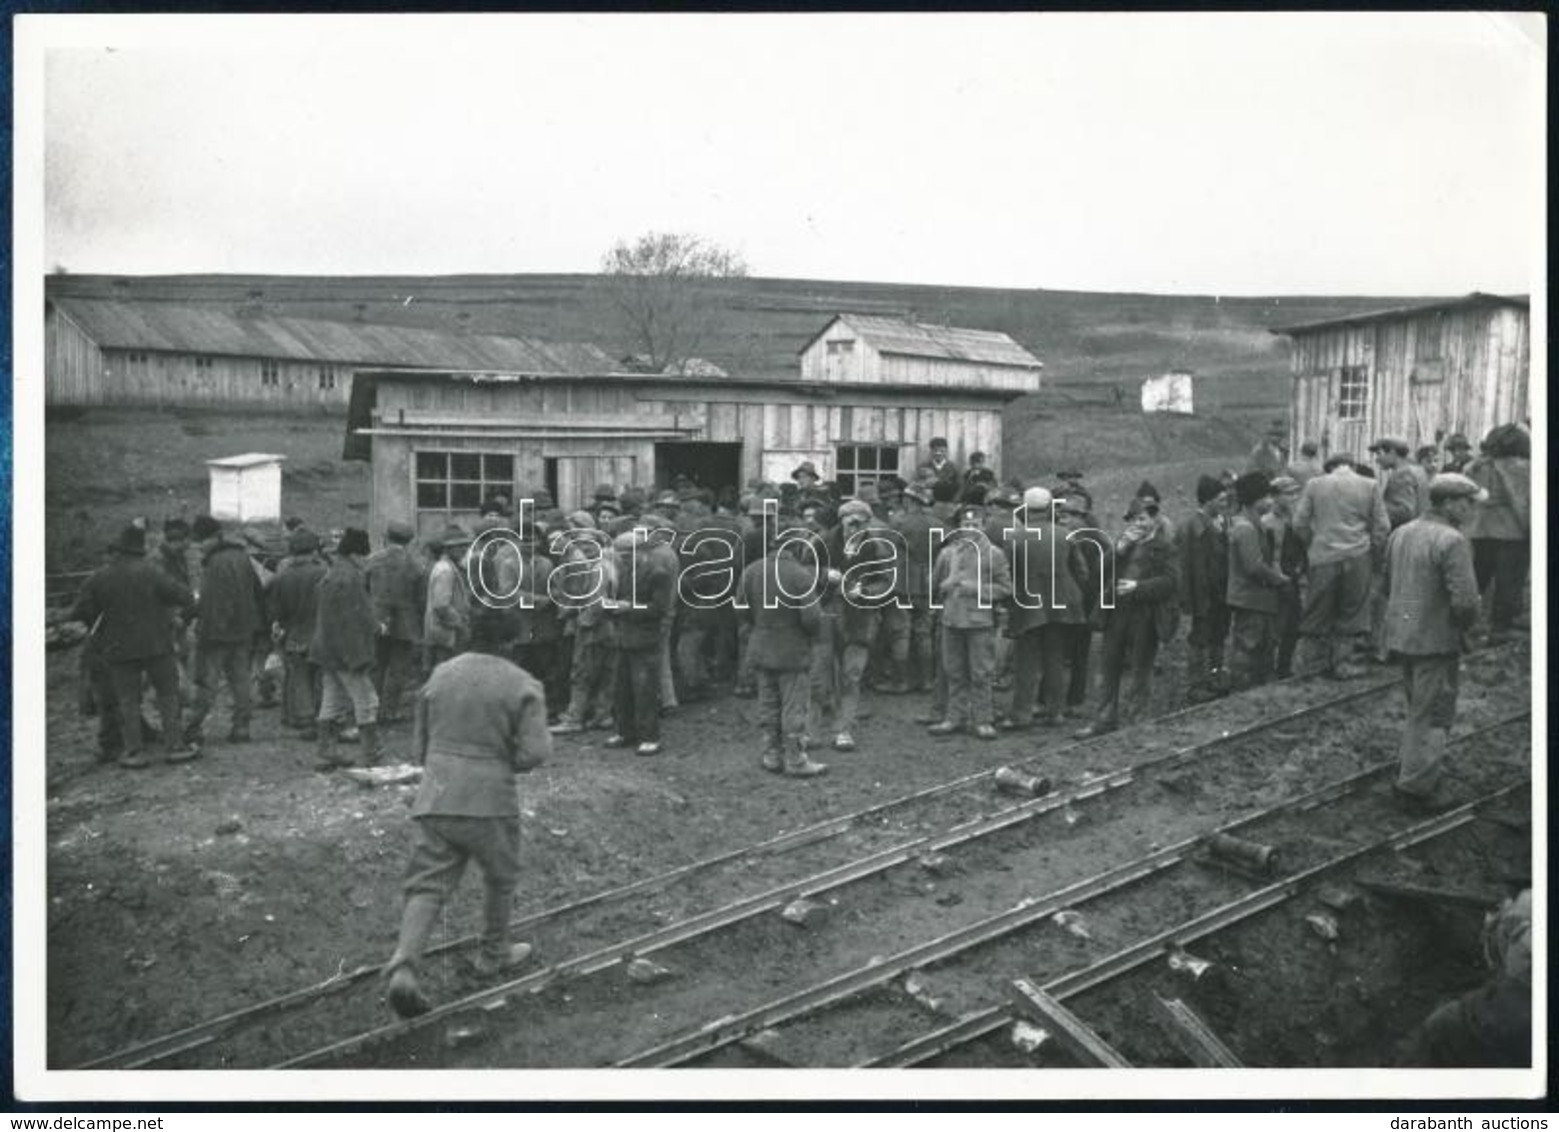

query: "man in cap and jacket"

left=383, top=605, right=550, bottom=1018
left=926, top=438, right=961, bottom=503
left=888, top=482, right=940, bottom=693
left=366, top=520, right=425, bottom=724
left=155, top=518, right=197, bottom=697
left=927, top=502, right=1013, bottom=740
left=184, top=515, right=267, bottom=749
left=1002, top=487, right=1091, bottom=730
left=1372, top=437, right=1428, bottom=530
left=1180, top=474, right=1232, bottom=703
left=1464, top=425, right=1531, bottom=640
left=267, top=528, right=328, bottom=737
left=1384, top=473, right=1485, bottom=812
left=1246, top=422, right=1288, bottom=478
left=1225, top=472, right=1289, bottom=689
left=424, top=523, right=474, bottom=670
left=70, top=523, right=197, bottom=768
left=1264, top=476, right=1308, bottom=677
left=605, top=528, right=673, bottom=756
left=1285, top=441, right=1324, bottom=487
left=1292, top=454, right=1390, bottom=679
left=312, top=528, right=385, bottom=770
left=820, top=499, right=898, bottom=751
left=738, top=523, right=829, bottom=777
left=1074, top=495, right=1180, bottom=739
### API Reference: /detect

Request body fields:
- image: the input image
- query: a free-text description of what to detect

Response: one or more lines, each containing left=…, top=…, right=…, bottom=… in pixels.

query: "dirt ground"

left=39, top=624, right=1532, bottom=1071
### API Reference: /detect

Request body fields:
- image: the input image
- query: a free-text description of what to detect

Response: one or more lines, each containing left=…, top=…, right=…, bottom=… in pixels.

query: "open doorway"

left=654, top=442, right=743, bottom=498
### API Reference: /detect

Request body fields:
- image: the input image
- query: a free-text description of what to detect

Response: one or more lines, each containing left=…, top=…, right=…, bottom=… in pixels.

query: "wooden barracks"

left=347, top=313, right=1043, bottom=536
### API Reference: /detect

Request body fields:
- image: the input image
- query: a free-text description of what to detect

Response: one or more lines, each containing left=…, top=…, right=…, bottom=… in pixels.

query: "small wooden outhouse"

left=207, top=453, right=286, bottom=524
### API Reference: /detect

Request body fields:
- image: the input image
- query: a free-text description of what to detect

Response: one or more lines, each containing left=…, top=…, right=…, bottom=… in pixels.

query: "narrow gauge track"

left=76, top=644, right=1524, bottom=1070
left=295, top=696, right=1527, bottom=1070
left=641, top=714, right=1531, bottom=1069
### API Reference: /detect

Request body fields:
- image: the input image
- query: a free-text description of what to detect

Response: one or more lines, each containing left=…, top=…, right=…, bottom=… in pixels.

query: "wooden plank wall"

left=1288, top=306, right=1530, bottom=457
left=44, top=306, right=104, bottom=406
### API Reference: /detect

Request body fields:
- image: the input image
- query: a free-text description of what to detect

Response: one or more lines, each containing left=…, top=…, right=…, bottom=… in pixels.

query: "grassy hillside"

left=47, top=272, right=1429, bottom=408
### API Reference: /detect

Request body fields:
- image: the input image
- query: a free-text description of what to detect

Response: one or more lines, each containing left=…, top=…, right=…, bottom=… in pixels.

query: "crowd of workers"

left=65, top=423, right=1531, bottom=1024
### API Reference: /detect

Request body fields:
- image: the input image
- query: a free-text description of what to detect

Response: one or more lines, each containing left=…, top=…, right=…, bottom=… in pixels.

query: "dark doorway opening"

left=655, top=442, right=743, bottom=499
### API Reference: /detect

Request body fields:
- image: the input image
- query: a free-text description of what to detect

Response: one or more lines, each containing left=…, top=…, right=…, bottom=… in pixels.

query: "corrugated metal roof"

left=799, top=313, right=1042, bottom=368
left=1269, top=292, right=1529, bottom=336
left=50, top=296, right=619, bottom=374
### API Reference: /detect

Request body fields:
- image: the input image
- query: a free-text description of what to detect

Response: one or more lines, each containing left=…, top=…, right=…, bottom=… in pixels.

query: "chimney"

left=237, top=287, right=265, bottom=319
left=353, top=302, right=368, bottom=323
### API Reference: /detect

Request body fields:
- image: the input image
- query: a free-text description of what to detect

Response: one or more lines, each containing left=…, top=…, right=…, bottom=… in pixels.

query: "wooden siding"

left=1286, top=306, right=1530, bottom=457
left=799, top=331, right=1039, bottom=394
left=366, top=376, right=1012, bottom=527
left=46, top=307, right=359, bottom=410
left=45, top=305, right=105, bottom=406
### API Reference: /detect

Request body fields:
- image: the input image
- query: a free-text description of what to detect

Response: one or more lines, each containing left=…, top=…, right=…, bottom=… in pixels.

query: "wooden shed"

left=43, top=294, right=618, bottom=412
left=1272, top=293, right=1530, bottom=458
left=1140, top=369, right=1194, bottom=415
left=347, top=316, right=1042, bottom=537
left=798, top=314, right=1042, bottom=395
left=206, top=453, right=286, bottom=523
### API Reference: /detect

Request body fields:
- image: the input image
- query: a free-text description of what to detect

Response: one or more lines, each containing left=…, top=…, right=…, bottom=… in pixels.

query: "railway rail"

left=73, top=643, right=1528, bottom=1071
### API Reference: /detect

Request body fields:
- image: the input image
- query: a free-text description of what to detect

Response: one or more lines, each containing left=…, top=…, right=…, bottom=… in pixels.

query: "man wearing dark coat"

left=184, top=515, right=266, bottom=748
left=311, top=528, right=384, bottom=769
left=366, top=520, right=425, bottom=724
left=268, top=528, right=328, bottom=736
left=738, top=526, right=828, bottom=778
left=71, top=524, right=196, bottom=768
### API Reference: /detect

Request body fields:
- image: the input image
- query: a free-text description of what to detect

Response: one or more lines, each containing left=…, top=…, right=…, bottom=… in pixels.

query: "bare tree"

left=598, top=232, right=748, bottom=373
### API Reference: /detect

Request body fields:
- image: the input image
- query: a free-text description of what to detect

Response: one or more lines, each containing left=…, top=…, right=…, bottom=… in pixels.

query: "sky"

left=27, top=12, right=1546, bottom=295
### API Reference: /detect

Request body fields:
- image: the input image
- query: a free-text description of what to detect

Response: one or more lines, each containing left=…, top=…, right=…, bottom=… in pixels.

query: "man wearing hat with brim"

left=1441, top=433, right=1473, bottom=475
left=424, top=523, right=474, bottom=671
left=367, top=520, right=426, bottom=725
left=184, top=515, right=268, bottom=750
left=1292, top=454, right=1390, bottom=679
left=70, top=524, right=197, bottom=769
left=1464, top=424, right=1531, bottom=641
left=267, top=527, right=328, bottom=737
left=1383, top=473, right=1486, bottom=812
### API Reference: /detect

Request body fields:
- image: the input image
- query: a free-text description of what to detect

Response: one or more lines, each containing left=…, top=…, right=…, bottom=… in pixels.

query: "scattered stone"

left=1011, top=1020, right=1051, bottom=1054
left=934, top=891, right=963, bottom=908
left=481, top=996, right=511, bottom=1014
left=342, top=765, right=422, bottom=788
left=780, top=898, right=826, bottom=926
left=1167, top=949, right=1213, bottom=980
left=1061, top=806, right=1082, bottom=827
left=1052, top=910, right=1092, bottom=940
left=918, top=852, right=951, bottom=874
left=444, top=1023, right=487, bottom=1049
left=1316, top=884, right=1359, bottom=912
left=902, top=971, right=947, bottom=1013
left=626, top=957, right=675, bottom=985
left=1305, top=912, right=1341, bottom=941
left=214, top=817, right=243, bottom=836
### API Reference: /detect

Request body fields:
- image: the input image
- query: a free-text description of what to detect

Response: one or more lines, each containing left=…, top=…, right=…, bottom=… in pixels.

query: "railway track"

left=74, top=642, right=1528, bottom=1071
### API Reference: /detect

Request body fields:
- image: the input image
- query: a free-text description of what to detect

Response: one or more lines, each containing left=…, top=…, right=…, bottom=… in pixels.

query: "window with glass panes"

left=1337, top=365, right=1369, bottom=420
left=835, top=444, right=900, bottom=497
left=415, top=451, right=515, bottom=517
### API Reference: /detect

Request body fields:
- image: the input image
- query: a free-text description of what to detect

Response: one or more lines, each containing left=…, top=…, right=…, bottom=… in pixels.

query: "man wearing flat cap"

left=312, top=528, right=385, bottom=770
left=366, top=520, right=426, bottom=724
left=1370, top=438, right=1427, bottom=530
left=926, top=438, right=961, bottom=504
left=1292, top=454, right=1390, bottom=679
left=1383, top=473, right=1485, bottom=812
left=70, top=524, right=197, bottom=768
left=424, top=523, right=474, bottom=671
left=1440, top=433, right=1473, bottom=475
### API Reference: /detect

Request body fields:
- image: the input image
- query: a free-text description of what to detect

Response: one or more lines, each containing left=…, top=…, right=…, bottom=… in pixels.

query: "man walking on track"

left=383, top=606, right=552, bottom=1017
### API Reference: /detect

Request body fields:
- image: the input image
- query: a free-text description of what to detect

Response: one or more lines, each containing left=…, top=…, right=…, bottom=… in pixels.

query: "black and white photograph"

left=12, top=12, right=1545, bottom=1105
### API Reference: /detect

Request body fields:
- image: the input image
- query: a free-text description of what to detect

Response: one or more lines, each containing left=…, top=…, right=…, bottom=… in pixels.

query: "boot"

left=314, top=720, right=351, bottom=771
left=473, top=883, right=531, bottom=976
left=760, top=736, right=783, bottom=774
left=357, top=722, right=383, bottom=767
left=783, top=738, right=829, bottom=779
left=383, top=894, right=441, bottom=1018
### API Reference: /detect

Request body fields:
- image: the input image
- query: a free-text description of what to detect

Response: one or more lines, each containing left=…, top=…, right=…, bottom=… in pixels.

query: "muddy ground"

left=39, top=629, right=1533, bottom=1074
